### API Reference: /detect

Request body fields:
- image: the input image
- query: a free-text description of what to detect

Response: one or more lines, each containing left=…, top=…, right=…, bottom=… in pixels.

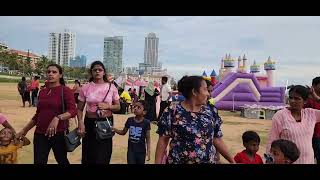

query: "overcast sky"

left=1, top=16, right=320, bottom=86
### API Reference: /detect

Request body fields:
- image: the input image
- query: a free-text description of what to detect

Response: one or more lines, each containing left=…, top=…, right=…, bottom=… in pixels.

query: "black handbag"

left=95, top=118, right=115, bottom=140
left=94, top=83, right=115, bottom=140
left=61, top=86, right=81, bottom=152
left=65, top=128, right=81, bottom=152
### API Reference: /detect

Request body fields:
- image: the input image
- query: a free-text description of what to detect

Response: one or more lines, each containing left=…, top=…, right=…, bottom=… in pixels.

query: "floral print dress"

left=157, top=103, right=223, bottom=164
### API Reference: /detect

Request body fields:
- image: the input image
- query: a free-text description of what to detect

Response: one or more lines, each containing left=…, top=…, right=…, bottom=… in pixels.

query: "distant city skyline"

left=1, top=16, right=320, bottom=86
left=70, top=55, right=87, bottom=68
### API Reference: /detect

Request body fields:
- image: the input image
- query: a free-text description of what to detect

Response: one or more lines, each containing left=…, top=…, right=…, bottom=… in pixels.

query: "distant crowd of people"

left=17, top=75, right=40, bottom=107
left=1, top=60, right=320, bottom=164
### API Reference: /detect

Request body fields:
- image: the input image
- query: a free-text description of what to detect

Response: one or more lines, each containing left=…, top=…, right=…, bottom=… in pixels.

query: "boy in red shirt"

left=234, top=131, right=263, bottom=164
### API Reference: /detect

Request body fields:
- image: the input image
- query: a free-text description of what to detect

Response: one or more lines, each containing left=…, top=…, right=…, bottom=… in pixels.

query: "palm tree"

left=22, top=57, right=33, bottom=76
left=34, top=55, right=54, bottom=76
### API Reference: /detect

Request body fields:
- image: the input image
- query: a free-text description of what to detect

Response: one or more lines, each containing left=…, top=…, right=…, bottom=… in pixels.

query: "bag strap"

left=61, top=86, right=65, bottom=113
left=101, top=83, right=112, bottom=103
left=61, top=86, right=78, bottom=128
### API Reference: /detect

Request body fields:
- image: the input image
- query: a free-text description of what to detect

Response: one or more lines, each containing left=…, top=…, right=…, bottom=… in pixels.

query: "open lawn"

left=0, top=83, right=272, bottom=164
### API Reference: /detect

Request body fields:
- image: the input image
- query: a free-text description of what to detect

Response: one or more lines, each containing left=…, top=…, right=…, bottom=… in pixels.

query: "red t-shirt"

left=234, top=150, right=263, bottom=164
left=30, top=80, right=39, bottom=90
left=305, top=98, right=320, bottom=138
left=32, top=85, right=77, bottom=134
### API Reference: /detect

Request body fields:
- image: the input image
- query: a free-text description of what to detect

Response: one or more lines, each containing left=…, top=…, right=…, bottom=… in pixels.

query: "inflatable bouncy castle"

left=206, top=54, right=286, bottom=111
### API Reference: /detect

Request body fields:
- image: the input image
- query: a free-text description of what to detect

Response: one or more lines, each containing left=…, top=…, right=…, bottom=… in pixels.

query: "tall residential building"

left=48, top=30, right=76, bottom=66
left=103, top=36, right=123, bottom=74
left=144, top=32, right=159, bottom=67
left=70, top=55, right=87, bottom=68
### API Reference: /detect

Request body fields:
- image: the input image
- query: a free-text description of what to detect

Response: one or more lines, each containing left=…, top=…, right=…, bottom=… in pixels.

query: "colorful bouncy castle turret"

left=202, top=71, right=211, bottom=82
left=210, top=69, right=217, bottom=86
left=222, top=53, right=235, bottom=79
left=242, top=54, right=247, bottom=73
left=202, top=71, right=207, bottom=77
left=250, top=60, right=260, bottom=74
left=264, top=56, right=276, bottom=87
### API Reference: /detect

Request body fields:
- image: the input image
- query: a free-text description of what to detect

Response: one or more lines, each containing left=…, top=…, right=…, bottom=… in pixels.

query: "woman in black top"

left=144, top=82, right=159, bottom=122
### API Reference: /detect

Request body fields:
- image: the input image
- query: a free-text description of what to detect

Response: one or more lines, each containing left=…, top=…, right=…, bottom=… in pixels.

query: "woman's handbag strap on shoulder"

left=102, top=82, right=112, bottom=102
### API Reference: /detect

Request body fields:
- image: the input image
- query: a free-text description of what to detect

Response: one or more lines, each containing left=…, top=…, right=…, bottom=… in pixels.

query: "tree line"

left=0, top=50, right=88, bottom=80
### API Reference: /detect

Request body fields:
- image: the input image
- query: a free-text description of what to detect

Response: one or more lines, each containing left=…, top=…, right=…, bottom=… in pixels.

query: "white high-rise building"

left=48, top=30, right=76, bottom=66
left=103, top=36, right=123, bottom=74
left=144, top=32, right=159, bottom=67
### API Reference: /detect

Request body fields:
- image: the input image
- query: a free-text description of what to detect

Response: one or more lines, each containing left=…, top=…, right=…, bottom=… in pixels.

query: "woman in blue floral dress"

left=155, top=76, right=235, bottom=164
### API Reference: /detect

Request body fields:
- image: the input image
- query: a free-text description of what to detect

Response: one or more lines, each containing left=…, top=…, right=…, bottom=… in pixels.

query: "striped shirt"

left=266, top=108, right=320, bottom=164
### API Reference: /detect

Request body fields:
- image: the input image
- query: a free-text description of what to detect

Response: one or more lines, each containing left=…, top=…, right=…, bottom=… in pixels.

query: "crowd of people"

left=1, top=60, right=320, bottom=164
left=17, top=76, right=40, bottom=107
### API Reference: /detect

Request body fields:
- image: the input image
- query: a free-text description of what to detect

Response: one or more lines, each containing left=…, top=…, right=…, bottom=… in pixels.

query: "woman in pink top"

left=266, top=85, right=320, bottom=164
left=30, top=76, right=40, bottom=107
left=77, top=61, right=120, bottom=164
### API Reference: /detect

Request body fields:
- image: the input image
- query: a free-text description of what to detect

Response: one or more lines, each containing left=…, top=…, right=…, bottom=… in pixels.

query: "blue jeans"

left=312, top=137, right=320, bottom=164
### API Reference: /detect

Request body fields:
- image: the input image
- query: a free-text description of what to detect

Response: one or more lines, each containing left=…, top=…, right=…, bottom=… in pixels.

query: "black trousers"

left=158, top=101, right=171, bottom=121
left=312, top=137, right=320, bottom=164
left=33, top=132, right=69, bottom=164
left=21, top=91, right=30, bottom=102
left=82, top=117, right=113, bottom=164
left=31, top=88, right=39, bottom=106
left=127, top=149, right=146, bottom=164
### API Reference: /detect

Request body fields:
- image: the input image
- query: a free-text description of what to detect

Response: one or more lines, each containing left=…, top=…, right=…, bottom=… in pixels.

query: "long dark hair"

left=89, top=61, right=108, bottom=82
left=47, top=64, right=65, bottom=86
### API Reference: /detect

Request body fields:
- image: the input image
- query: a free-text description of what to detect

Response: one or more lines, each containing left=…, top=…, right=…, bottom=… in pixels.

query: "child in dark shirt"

left=234, top=131, right=263, bottom=164
left=113, top=100, right=151, bottom=164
